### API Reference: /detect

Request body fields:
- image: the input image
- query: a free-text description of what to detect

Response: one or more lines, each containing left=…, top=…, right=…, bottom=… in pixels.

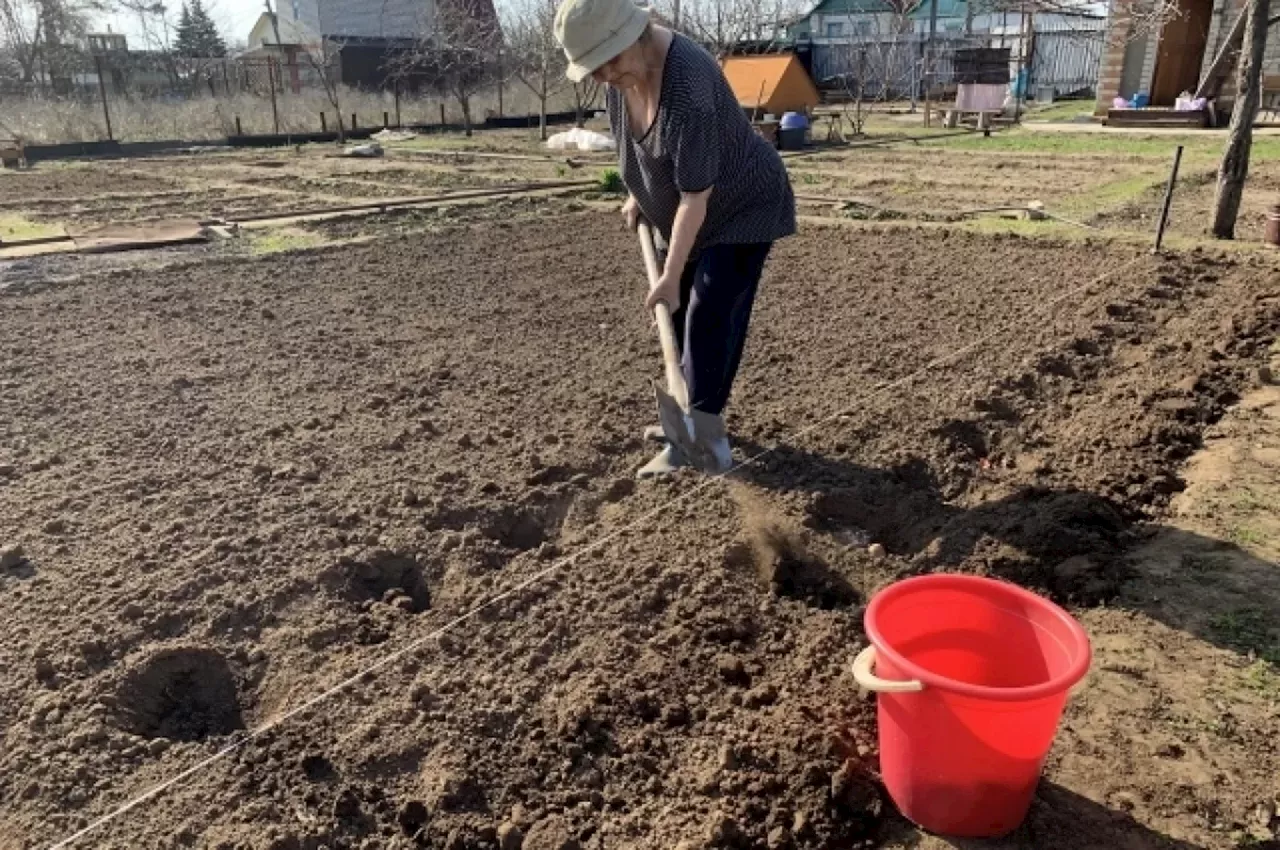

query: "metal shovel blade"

left=653, top=383, right=721, bottom=473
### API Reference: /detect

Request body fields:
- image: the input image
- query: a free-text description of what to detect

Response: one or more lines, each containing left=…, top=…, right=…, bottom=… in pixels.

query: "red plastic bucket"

left=853, top=575, right=1091, bottom=837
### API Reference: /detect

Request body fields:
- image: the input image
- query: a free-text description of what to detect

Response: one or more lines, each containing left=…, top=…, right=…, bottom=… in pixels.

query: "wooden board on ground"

left=68, top=219, right=209, bottom=253
left=1105, top=108, right=1211, bottom=128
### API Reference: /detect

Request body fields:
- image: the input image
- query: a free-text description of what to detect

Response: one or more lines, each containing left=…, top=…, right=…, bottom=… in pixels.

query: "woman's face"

left=591, top=41, right=647, bottom=89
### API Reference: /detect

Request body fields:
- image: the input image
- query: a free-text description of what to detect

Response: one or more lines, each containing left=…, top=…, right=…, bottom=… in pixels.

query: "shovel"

left=636, top=222, right=722, bottom=473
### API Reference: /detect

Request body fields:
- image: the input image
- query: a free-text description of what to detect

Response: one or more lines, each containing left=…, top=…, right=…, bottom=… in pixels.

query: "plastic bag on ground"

left=340, top=142, right=384, bottom=158
left=372, top=129, right=417, bottom=142
left=546, top=128, right=616, bottom=152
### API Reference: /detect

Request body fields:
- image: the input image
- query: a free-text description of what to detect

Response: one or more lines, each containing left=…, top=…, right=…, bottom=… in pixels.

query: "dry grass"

left=3, top=85, right=582, bottom=144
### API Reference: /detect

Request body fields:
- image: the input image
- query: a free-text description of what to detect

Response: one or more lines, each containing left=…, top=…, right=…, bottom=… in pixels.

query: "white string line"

left=46, top=255, right=1144, bottom=850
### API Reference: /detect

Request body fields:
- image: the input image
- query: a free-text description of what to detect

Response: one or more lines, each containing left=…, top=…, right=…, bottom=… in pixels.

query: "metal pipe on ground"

left=0, top=182, right=600, bottom=259
left=792, top=193, right=1095, bottom=229
left=395, top=149, right=612, bottom=167
left=227, top=180, right=599, bottom=225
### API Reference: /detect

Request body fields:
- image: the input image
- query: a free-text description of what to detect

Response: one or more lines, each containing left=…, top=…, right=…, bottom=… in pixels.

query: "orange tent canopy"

left=719, top=54, right=820, bottom=116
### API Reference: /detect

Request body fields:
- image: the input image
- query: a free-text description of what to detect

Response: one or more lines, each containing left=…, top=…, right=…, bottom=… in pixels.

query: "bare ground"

left=2, top=210, right=1279, bottom=850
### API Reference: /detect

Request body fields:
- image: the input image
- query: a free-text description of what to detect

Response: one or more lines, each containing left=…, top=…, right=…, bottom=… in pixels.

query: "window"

left=826, top=21, right=844, bottom=37
left=854, top=20, right=872, bottom=35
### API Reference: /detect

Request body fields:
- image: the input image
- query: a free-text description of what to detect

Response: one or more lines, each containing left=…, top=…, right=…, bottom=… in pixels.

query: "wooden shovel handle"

left=637, top=222, right=690, bottom=410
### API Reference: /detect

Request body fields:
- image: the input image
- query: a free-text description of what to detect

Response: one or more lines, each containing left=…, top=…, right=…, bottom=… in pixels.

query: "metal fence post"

left=1154, top=145, right=1184, bottom=253
left=94, top=54, right=114, bottom=142
left=267, top=58, right=280, bottom=134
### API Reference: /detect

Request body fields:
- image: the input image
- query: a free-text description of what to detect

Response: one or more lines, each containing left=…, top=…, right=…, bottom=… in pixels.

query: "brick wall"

left=1093, top=11, right=1131, bottom=112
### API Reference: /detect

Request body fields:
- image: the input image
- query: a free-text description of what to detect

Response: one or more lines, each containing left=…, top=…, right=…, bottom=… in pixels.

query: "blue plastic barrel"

left=780, top=111, right=809, bottom=130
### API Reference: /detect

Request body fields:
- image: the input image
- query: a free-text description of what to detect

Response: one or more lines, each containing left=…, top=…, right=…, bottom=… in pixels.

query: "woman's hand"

left=645, top=269, right=681, bottom=313
left=622, top=195, right=640, bottom=231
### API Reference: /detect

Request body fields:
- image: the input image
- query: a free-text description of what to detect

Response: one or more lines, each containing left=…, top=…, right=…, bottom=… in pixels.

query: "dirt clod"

left=332, top=786, right=362, bottom=820
left=522, top=815, right=579, bottom=850
left=0, top=543, right=25, bottom=570
left=497, top=821, right=524, bottom=850
left=706, top=812, right=745, bottom=847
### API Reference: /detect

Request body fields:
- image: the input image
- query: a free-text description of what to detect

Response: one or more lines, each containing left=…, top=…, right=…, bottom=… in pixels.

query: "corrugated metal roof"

left=802, top=0, right=971, bottom=20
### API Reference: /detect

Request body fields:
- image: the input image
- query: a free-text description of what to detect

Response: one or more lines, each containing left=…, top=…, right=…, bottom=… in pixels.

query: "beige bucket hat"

left=554, top=0, right=650, bottom=83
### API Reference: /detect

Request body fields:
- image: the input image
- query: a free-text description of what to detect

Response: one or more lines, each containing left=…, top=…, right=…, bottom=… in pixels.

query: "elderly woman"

left=554, top=0, right=796, bottom=478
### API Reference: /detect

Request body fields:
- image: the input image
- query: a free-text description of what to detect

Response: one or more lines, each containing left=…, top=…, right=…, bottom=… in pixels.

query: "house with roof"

left=787, top=0, right=970, bottom=42
left=240, top=0, right=499, bottom=90
left=1094, top=0, right=1280, bottom=115
left=788, top=0, right=1103, bottom=98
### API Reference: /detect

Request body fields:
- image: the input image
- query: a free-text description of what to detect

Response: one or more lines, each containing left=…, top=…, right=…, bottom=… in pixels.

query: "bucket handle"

left=852, top=646, right=924, bottom=693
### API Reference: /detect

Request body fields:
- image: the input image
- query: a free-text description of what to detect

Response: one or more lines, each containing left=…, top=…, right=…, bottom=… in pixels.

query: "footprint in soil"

left=736, top=440, right=1134, bottom=604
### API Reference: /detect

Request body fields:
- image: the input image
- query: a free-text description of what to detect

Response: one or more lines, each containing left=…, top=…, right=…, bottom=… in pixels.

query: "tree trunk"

left=461, top=96, right=473, bottom=137
left=1212, top=0, right=1271, bottom=238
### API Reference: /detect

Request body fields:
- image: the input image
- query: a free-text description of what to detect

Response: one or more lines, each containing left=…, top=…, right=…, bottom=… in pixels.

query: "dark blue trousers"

left=667, top=242, right=772, bottom=416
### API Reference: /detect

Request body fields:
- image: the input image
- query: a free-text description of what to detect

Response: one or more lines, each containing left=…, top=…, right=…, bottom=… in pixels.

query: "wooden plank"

left=1196, top=7, right=1249, bottom=100
left=1105, top=108, right=1210, bottom=128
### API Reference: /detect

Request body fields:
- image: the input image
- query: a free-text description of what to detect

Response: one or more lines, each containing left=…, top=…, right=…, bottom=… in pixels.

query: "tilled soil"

left=1, top=214, right=1278, bottom=850
left=0, top=167, right=183, bottom=202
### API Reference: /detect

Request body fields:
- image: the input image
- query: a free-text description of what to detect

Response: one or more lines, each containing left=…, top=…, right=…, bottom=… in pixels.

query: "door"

left=1149, top=0, right=1213, bottom=105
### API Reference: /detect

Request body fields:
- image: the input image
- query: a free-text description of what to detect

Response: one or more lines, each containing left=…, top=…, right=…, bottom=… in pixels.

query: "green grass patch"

left=1057, top=172, right=1164, bottom=218
left=0, top=213, right=64, bottom=242
left=1241, top=659, right=1280, bottom=695
left=956, top=215, right=1082, bottom=239
left=923, top=130, right=1280, bottom=161
left=249, top=227, right=326, bottom=255
left=1228, top=524, right=1269, bottom=547
left=1209, top=607, right=1280, bottom=661
left=1231, top=487, right=1273, bottom=514
left=1022, top=100, right=1096, bottom=123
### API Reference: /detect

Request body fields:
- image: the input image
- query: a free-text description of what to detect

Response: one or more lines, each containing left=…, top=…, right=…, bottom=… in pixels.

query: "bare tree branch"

left=501, top=0, right=564, bottom=139
left=391, top=0, right=502, bottom=136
